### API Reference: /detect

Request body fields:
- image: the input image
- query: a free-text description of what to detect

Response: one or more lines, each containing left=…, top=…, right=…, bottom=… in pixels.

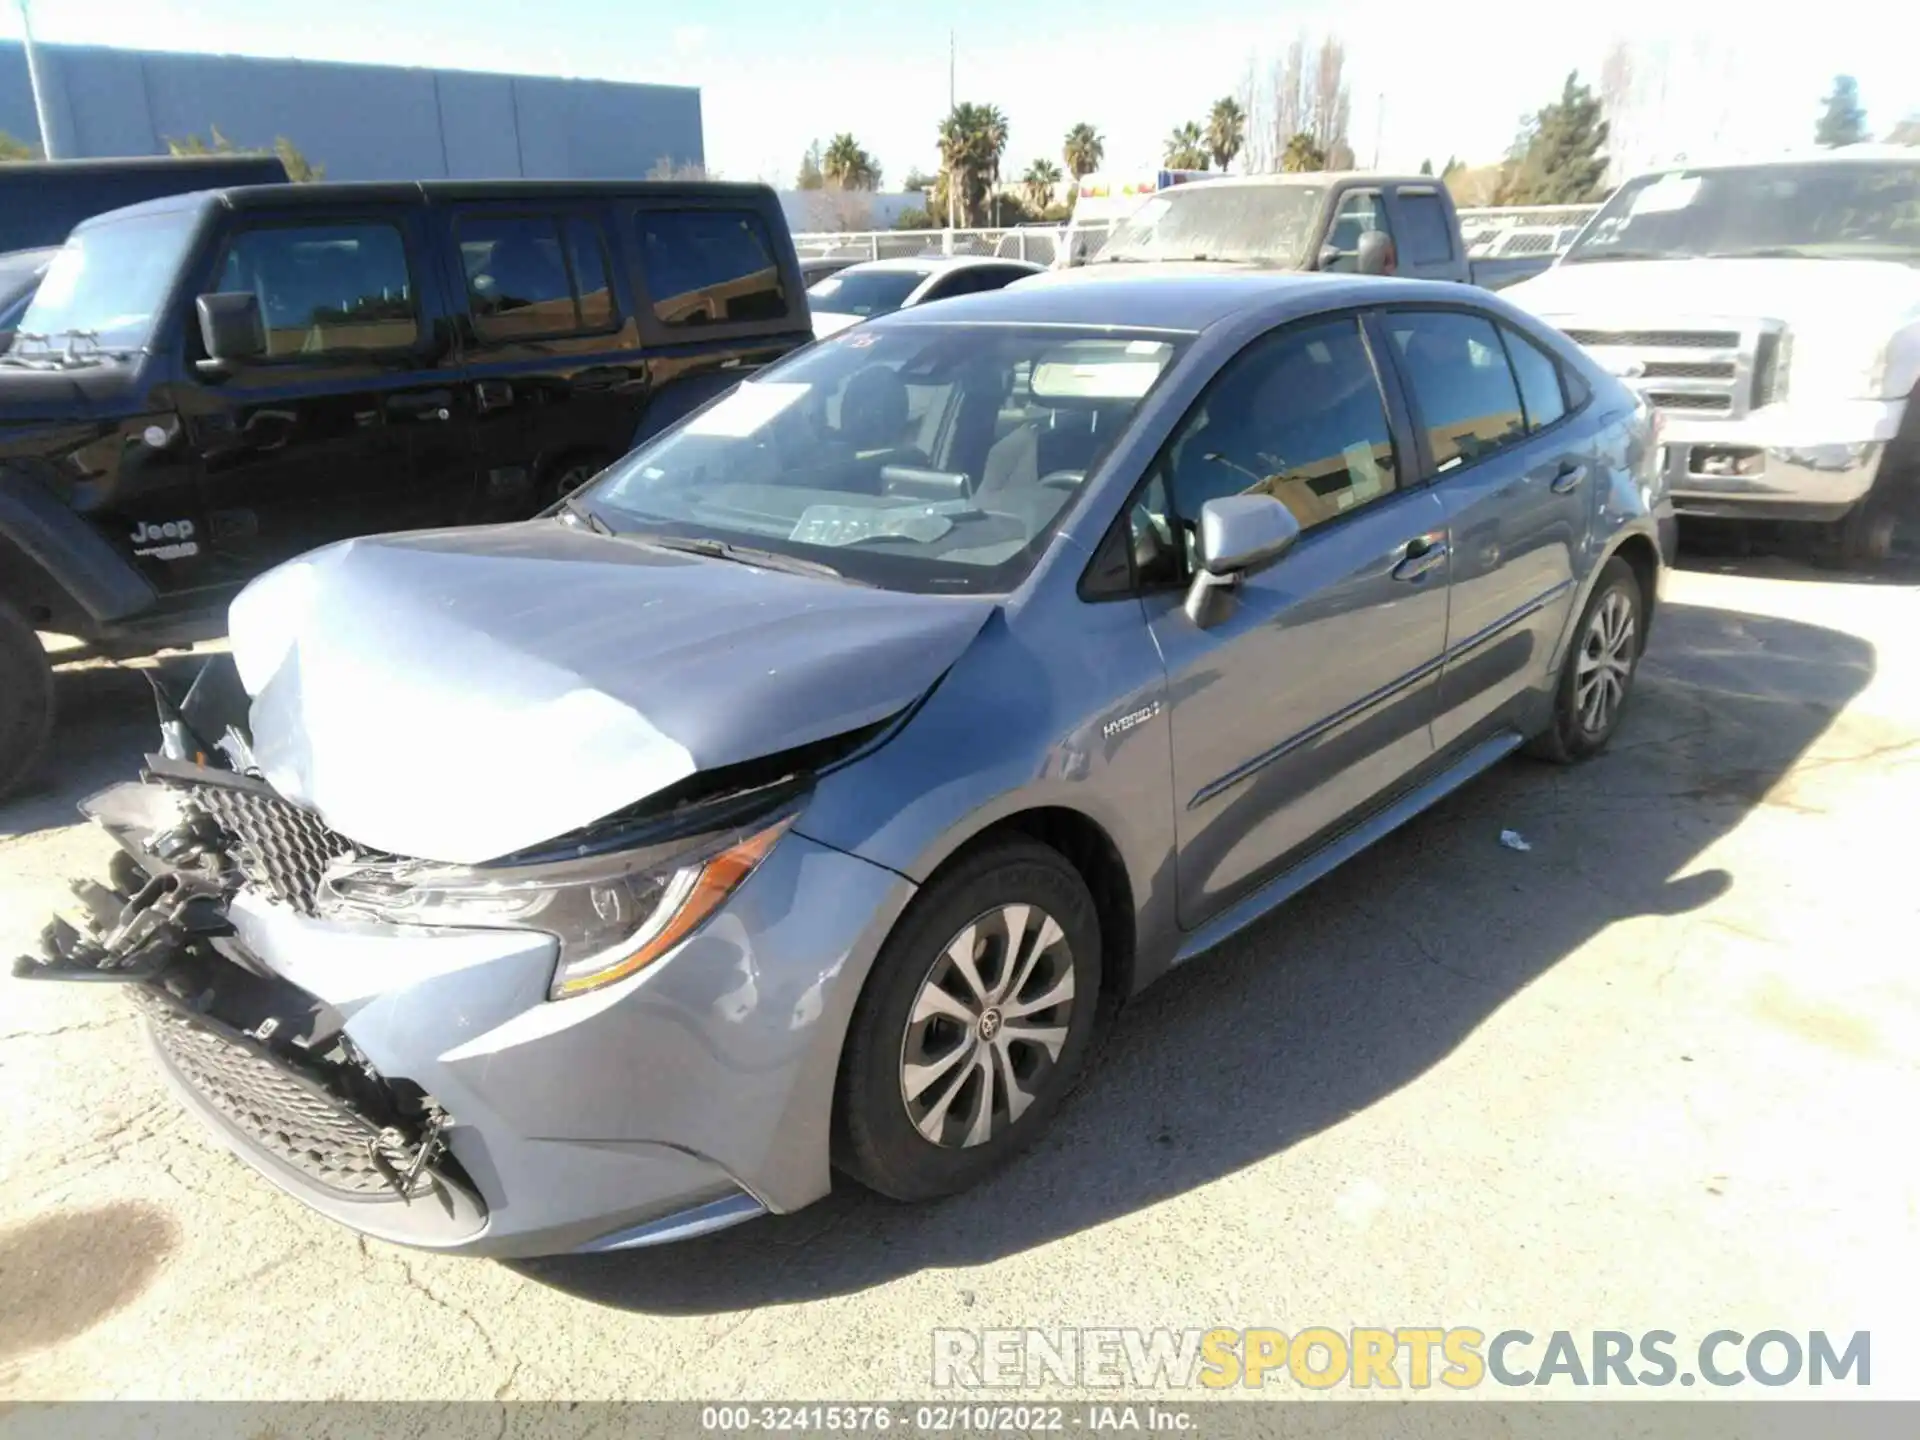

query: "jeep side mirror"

left=1316, top=243, right=1341, bottom=271
left=1184, top=495, right=1301, bottom=628
left=195, top=292, right=266, bottom=373
left=1357, top=230, right=1394, bottom=276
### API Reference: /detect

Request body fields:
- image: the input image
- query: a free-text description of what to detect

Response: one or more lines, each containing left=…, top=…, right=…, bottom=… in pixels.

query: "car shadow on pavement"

left=0, top=653, right=209, bottom=842
left=512, top=597, right=1875, bottom=1314
left=1676, top=518, right=1920, bottom=587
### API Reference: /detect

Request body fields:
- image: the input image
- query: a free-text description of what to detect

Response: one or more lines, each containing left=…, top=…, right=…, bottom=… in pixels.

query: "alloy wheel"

left=1575, top=588, right=1636, bottom=734
left=899, top=903, right=1077, bottom=1149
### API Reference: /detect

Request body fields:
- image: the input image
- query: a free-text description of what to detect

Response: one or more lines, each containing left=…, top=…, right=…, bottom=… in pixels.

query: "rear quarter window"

left=634, top=208, right=789, bottom=328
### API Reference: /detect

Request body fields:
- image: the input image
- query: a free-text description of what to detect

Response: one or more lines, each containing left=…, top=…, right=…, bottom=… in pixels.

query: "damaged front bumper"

left=19, top=739, right=915, bottom=1258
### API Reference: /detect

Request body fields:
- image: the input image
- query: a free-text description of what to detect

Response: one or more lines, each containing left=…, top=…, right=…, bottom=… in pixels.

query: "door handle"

left=474, top=379, right=514, bottom=412
left=1392, top=533, right=1450, bottom=582
left=1550, top=462, right=1587, bottom=494
left=390, top=391, right=453, bottom=421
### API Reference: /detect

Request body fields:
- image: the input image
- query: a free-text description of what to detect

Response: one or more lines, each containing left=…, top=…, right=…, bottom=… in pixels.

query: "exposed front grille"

left=1564, top=328, right=1741, bottom=350
left=141, top=992, right=431, bottom=1199
left=187, top=782, right=351, bottom=917
left=1647, top=391, right=1733, bottom=412
left=1642, top=360, right=1736, bottom=380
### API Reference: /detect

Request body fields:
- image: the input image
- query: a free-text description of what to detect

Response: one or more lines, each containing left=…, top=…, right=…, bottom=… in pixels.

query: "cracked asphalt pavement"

left=2, top=553, right=1917, bottom=1401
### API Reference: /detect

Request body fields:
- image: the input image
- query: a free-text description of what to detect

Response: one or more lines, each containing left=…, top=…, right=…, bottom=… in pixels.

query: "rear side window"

left=1397, top=192, right=1456, bottom=265
left=460, top=214, right=617, bottom=341
left=1500, top=324, right=1568, bottom=432
left=634, top=208, right=787, bottom=327
left=1385, top=310, right=1528, bottom=471
left=217, top=222, right=417, bottom=357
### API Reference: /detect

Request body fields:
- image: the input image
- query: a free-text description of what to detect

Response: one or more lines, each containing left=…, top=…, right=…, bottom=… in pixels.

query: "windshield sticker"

left=1030, top=358, right=1165, bottom=401
left=790, top=505, right=955, bottom=548
left=683, top=382, right=811, bottom=438
left=1631, top=175, right=1702, bottom=215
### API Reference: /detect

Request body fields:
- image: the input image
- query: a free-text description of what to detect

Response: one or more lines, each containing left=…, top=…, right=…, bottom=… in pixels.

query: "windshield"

left=1095, top=185, right=1322, bottom=266
left=1565, top=162, right=1920, bottom=265
left=583, top=322, right=1188, bottom=594
left=16, top=208, right=199, bottom=351
left=807, top=269, right=929, bottom=317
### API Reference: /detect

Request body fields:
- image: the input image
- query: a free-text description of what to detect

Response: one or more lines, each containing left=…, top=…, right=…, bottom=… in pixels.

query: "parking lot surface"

left=2, top=553, right=1917, bottom=1401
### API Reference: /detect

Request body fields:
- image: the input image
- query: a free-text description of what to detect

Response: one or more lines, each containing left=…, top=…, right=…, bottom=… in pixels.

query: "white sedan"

left=806, top=256, right=1044, bottom=338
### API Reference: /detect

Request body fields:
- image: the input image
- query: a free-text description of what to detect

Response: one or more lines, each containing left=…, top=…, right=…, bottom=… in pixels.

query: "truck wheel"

left=0, top=599, right=54, bottom=802
left=1833, top=497, right=1897, bottom=569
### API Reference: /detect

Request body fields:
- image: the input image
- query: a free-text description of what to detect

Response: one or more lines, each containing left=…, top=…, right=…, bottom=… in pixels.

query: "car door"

left=1136, top=312, right=1451, bottom=929
left=1377, top=306, right=1597, bottom=751
left=444, top=201, right=644, bottom=517
left=177, top=206, right=476, bottom=579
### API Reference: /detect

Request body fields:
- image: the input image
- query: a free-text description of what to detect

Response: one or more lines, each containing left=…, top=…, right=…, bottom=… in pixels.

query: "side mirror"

left=1184, top=495, right=1301, bottom=628
left=1356, top=230, right=1394, bottom=276
left=1316, top=243, right=1341, bottom=271
left=195, top=292, right=266, bottom=373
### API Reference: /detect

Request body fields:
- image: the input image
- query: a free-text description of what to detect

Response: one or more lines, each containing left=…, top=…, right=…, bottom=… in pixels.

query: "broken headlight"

left=316, top=813, right=794, bottom=999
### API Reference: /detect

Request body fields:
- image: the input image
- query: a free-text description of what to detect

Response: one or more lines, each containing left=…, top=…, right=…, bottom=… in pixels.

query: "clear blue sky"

left=5, top=0, right=1916, bottom=186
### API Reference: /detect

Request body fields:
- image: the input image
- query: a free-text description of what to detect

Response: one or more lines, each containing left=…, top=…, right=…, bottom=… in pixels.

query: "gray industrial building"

left=0, top=39, right=703, bottom=181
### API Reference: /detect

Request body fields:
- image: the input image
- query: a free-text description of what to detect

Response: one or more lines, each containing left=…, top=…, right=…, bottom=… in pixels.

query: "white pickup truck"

left=1505, top=148, right=1920, bottom=564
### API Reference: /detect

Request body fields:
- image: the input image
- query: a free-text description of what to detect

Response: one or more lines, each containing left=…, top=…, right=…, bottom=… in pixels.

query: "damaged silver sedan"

left=16, top=272, right=1672, bottom=1256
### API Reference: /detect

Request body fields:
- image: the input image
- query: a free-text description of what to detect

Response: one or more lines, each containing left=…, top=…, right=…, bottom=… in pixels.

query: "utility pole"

left=1372, top=92, right=1384, bottom=171
left=946, top=29, right=956, bottom=231
left=18, top=0, right=58, bottom=159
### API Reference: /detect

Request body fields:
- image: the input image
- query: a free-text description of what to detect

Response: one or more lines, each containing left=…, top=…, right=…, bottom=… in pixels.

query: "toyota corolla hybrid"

left=19, top=270, right=1672, bottom=1257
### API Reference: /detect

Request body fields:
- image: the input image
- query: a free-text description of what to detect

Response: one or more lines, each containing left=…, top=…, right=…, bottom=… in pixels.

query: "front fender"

left=0, top=461, right=155, bottom=629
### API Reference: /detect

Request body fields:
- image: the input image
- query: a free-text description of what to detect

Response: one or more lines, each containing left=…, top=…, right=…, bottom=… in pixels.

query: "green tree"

left=1496, top=72, right=1609, bottom=204
left=796, top=140, right=825, bottom=190
left=823, top=133, right=881, bottom=190
left=901, top=166, right=940, bottom=193
left=1816, top=75, right=1868, bottom=147
left=1063, top=122, right=1104, bottom=179
left=1022, top=157, right=1063, bottom=212
left=1281, top=131, right=1326, bottom=173
left=1890, top=115, right=1920, bottom=146
left=1206, top=96, right=1246, bottom=172
left=0, top=130, right=40, bottom=161
left=1418, top=158, right=1434, bottom=176
left=1165, top=121, right=1208, bottom=170
left=165, top=126, right=323, bottom=181
left=893, top=207, right=936, bottom=230
left=938, top=102, right=1009, bottom=226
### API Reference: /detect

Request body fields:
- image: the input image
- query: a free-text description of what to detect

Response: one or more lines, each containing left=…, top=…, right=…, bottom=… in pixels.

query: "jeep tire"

left=0, top=597, right=53, bottom=802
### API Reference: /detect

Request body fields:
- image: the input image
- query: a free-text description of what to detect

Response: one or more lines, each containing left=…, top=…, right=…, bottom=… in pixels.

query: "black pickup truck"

left=0, top=178, right=814, bottom=798
left=1082, top=171, right=1548, bottom=289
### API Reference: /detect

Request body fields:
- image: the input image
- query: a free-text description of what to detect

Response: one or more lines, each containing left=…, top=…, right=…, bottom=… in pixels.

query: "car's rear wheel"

left=0, top=598, right=54, bottom=802
left=1527, top=557, right=1642, bottom=765
left=836, top=838, right=1102, bottom=1202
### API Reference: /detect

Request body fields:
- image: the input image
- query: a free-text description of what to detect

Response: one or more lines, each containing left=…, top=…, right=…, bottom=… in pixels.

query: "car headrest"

left=881, top=465, right=972, bottom=501
left=839, top=365, right=910, bottom=449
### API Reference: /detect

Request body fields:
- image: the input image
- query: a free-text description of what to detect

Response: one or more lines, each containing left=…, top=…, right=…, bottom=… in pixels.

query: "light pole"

left=18, top=0, right=58, bottom=159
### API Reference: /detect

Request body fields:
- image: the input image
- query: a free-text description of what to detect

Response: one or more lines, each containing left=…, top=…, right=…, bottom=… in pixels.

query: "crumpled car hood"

left=227, top=521, right=997, bottom=865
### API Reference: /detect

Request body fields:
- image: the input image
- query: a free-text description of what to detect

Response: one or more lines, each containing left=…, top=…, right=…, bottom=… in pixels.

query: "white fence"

left=793, top=204, right=1601, bottom=269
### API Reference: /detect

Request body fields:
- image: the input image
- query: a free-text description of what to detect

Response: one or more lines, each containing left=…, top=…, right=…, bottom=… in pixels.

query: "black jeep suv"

left=0, top=179, right=813, bottom=797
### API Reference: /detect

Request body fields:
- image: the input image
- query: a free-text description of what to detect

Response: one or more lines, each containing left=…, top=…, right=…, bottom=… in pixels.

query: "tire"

left=539, top=450, right=616, bottom=510
left=1830, top=492, right=1898, bottom=569
left=836, top=838, right=1103, bottom=1203
left=1526, top=557, right=1643, bottom=765
left=0, top=598, right=54, bottom=803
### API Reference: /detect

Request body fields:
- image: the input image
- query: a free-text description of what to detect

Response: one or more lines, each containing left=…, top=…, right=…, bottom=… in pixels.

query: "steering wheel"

left=1039, top=470, right=1086, bottom=491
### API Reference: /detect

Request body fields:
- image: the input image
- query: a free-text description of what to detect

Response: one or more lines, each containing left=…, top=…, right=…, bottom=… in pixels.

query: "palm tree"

left=823, top=133, right=880, bottom=190
left=1022, top=158, right=1063, bottom=213
left=1063, top=122, right=1104, bottom=179
left=939, top=102, right=1010, bottom=227
left=1165, top=121, right=1208, bottom=171
left=1281, top=131, right=1327, bottom=173
left=1206, top=97, right=1246, bottom=172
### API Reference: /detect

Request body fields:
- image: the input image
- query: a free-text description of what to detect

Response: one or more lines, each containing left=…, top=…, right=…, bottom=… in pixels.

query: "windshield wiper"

left=1708, top=246, right=1829, bottom=260
left=1561, top=248, right=1686, bottom=264
left=633, top=533, right=853, bottom=583
left=558, top=494, right=614, bottom=535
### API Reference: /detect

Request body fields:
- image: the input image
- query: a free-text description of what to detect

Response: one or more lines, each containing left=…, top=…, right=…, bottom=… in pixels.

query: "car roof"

left=1630, top=145, right=1920, bottom=177
left=1171, top=171, right=1437, bottom=190
left=76, top=178, right=782, bottom=229
left=831, top=256, right=1042, bottom=275
left=857, top=266, right=1482, bottom=333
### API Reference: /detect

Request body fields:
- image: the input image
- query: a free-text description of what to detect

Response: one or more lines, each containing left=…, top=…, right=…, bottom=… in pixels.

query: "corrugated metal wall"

left=0, top=40, right=703, bottom=181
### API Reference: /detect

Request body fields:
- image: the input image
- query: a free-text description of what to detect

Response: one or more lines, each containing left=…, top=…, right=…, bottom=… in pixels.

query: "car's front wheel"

left=836, top=838, right=1102, bottom=1202
left=1528, top=556, right=1643, bottom=764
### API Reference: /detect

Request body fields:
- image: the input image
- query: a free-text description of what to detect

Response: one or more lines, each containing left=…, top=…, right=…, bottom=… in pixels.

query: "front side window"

left=1323, top=191, right=1392, bottom=271
left=216, top=222, right=417, bottom=357
left=1383, top=310, right=1527, bottom=471
left=1159, top=315, right=1399, bottom=543
left=636, top=208, right=787, bottom=327
left=1397, top=191, right=1456, bottom=265
left=460, top=214, right=616, bottom=341
left=807, top=269, right=928, bottom=318
left=582, top=323, right=1187, bottom=594
left=15, top=208, right=200, bottom=353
